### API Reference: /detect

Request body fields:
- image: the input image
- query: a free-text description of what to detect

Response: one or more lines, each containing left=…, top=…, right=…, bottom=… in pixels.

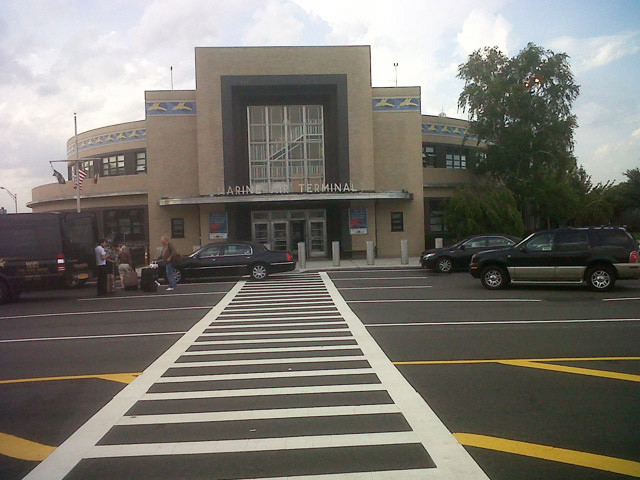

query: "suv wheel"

left=586, top=265, right=615, bottom=292
left=480, top=265, right=509, bottom=290
left=436, top=257, right=453, bottom=273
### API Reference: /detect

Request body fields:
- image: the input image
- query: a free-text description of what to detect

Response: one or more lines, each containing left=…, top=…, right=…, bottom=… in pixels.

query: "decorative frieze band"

left=67, top=128, right=147, bottom=157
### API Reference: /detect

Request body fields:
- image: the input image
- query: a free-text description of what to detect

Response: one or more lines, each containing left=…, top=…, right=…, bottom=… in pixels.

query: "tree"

left=443, top=178, right=524, bottom=239
left=610, top=167, right=640, bottom=231
left=458, top=43, right=580, bottom=228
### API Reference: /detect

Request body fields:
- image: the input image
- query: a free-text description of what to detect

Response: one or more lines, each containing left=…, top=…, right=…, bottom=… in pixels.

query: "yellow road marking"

left=0, top=373, right=141, bottom=385
left=394, top=356, right=640, bottom=365
left=393, top=356, right=640, bottom=383
left=0, top=433, right=55, bottom=461
left=500, top=360, right=640, bottom=383
left=455, top=433, right=640, bottom=477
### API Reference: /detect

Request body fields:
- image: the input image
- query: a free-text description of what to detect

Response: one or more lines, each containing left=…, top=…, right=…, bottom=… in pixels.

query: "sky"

left=1, top=0, right=639, bottom=213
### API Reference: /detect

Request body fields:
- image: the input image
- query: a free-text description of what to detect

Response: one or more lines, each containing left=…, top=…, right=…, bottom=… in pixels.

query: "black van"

left=0, top=212, right=98, bottom=303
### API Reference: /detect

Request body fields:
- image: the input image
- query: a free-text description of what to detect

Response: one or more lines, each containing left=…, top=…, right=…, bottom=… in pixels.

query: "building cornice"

left=158, top=191, right=413, bottom=206
left=27, top=190, right=147, bottom=208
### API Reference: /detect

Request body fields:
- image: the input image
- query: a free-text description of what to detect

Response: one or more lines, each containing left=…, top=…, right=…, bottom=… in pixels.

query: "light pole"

left=0, top=186, right=17, bottom=213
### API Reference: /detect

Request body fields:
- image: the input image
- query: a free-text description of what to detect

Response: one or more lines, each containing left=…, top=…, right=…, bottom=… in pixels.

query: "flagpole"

left=74, top=112, right=80, bottom=212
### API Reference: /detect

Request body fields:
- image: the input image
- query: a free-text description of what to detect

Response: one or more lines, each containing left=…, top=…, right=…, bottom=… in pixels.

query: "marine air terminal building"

left=30, top=46, right=478, bottom=259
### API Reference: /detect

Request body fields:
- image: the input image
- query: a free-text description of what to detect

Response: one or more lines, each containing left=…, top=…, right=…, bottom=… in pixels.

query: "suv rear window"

left=595, top=230, right=633, bottom=248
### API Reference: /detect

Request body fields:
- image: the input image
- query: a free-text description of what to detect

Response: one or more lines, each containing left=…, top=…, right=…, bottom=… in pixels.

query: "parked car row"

left=422, top=227, right=640, bottom=292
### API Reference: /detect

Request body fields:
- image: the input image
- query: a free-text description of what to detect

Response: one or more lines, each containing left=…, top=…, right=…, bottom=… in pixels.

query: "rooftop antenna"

left=170, top=66, right=174, bottom=90
left=393, top=62, right=398, bottom=87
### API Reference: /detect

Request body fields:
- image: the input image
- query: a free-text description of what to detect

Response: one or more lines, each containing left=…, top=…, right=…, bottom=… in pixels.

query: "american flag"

left=74, top=168, right=87, bottom=190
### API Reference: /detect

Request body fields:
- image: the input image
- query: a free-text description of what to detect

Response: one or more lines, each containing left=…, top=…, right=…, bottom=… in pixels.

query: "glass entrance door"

left=251, top=209, right=327, bottom=256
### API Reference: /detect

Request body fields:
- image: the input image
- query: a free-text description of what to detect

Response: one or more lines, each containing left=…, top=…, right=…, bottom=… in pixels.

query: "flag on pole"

left=52, top=169, right=66, bottom=184
left=74, top=168, right=87, bottom=190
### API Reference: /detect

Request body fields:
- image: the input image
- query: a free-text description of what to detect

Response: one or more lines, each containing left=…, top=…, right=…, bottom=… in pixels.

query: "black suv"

left=469, top=227, right=639, bottom=291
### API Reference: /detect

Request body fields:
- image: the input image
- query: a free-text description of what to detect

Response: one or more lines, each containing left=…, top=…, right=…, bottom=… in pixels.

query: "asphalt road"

left=0, top=269, right=638, bottom=479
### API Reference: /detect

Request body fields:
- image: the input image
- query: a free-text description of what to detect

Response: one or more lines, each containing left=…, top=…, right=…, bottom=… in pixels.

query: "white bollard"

left=332, top=241, right=340, bottom=266
left=297, top=242, right=306, bottom=269
left=366, top=240, right=375, bottom=265
left=401, top=239, right=409, bottom=265
left=435, top=237, right=443, bottom=249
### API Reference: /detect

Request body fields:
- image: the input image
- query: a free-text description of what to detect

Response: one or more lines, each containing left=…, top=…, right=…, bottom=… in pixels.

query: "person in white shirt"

left=95, top=239, right=109, bottom=295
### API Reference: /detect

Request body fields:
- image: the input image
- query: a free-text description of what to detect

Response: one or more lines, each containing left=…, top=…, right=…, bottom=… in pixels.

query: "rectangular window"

left=422, top=145, right=436, bottom=168
left=135, top=152, right=147, bottom=174
left=445, top=147, right=467, bottom=169
left=171, top=218, right=184, bottom=238
left=391, top=212, right=404, bottom=232
left=103, top=208, right=144, bottom=242
left=429, top=199, right=447, bottom=233
left=79, top=159, right=94, bottom=177
left=247, top=105, right=325, bottom=193
left=102, top=154, right=125, bottom=176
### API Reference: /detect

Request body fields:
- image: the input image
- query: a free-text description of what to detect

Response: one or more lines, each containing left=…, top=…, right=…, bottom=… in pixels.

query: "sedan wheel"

left=480, top=265, right=509, bottom=290
left=250, top=263, right=269, bottom=281
left=586, top=265, right=614, bottom=292
left=437, top=257, right=453, bottom=273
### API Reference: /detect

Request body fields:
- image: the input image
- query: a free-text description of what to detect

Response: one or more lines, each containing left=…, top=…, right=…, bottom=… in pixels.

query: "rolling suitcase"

left=140, top=267, right=158, bottom=292
left=122, top=270, right=138, bottom=290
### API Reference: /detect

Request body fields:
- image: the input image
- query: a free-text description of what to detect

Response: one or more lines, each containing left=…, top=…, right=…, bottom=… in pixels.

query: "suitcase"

left=122, top=270, right=138, bottom=290
left=140, top=267, right=158, bottom=292
left=106, top=273, right=116, bottom=293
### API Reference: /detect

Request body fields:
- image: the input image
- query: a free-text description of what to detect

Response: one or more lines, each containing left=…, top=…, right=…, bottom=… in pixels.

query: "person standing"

left=95, top=239, right=109, bottom=296
left=160, top=236, right=178, bottom=291
left=116, top=245, right=132, bottom=289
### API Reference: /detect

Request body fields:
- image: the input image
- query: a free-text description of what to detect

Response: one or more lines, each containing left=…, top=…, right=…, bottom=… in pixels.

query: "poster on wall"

left=209, top=212, right=228, bottom=239
left=349, top=208, right=368, bottom=235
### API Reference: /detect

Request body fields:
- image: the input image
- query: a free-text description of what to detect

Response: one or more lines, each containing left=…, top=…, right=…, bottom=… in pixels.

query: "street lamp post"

left=0, top=186, right=17, bottom=213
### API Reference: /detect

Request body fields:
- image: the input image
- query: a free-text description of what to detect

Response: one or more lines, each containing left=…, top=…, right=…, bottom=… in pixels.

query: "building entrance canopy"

left=158, top=190, right=413, bottom=206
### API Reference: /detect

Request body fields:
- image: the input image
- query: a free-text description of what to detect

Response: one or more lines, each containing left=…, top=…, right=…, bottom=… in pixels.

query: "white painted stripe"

left=603, top=297, right=640, bottom=302
left=242, top=282, right=325, bottom=288
left=172, top=355, right=367, bottom=368
left=0, top=305, right=213, bottom=321
left=0, top=331, right=186, bottom=344
left=217, top=309, right=339, bottom=317
left=211, top=314, right=343, bottom=323
left=339, top=285, right=431, bottom=290
left=193, top=336, right=354, bottom=346
left=78, top=291, right=228, bottom=301
left=86, top=432, right=420, bottom=458
left=366, top=318, right=640, bottom=327
left=221, top=306, right=338, bottom=313
left=330, top=276, right=427, bottom=281
left=22, top=281, right=247, bottom=480
left=349, top=299, right=542, bottom=303
left=227, top=300, right=335, bottom=307
left=225, top=470, right=437, bottom=480
left=180, top=344, right=360, bottom=355
left=206, top=320, right=346, bottom=330
left=329, top=269, right=421, bottom=274
left=118, top=404, right=398, bottom=425
left=321, top=272, right=489, bottom=479
left=230, top=296, right=332, bottom=303
left=142, top=383, right=383, bottom=400
left=199, top=327, right=348, bottom=337
left=155, top=368, right=375, bottom=383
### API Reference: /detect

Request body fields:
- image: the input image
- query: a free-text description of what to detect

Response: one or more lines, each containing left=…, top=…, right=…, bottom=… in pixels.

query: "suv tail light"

left=57, top=253, right=66, bottom=272
left=286, top=252, right=293, bottom=262
left=630, top=251, right=639, bottom=263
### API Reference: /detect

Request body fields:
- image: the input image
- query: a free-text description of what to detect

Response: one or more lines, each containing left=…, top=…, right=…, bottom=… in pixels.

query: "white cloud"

left=242, top=1, right=305, bottom=45
left=456, top=9, right=512, bottom=56
left=550, top=32, right=640, bottom=73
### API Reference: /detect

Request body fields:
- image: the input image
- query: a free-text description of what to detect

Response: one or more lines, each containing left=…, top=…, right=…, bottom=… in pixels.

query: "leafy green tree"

left=610, top=167, right=640, bottom=231
left=443, top=178, right=524, bottom=239
left=457, top=43, right=581, bottom=227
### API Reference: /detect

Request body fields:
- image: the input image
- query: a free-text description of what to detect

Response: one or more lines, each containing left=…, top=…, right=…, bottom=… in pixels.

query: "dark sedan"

left=156, top=241, right=295, bottom=282
left=420, top=234, right=520, bottom=273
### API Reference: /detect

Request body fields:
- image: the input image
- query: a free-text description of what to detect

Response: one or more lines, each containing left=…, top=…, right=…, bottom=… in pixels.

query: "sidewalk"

left=298, top=256, right=422, bottom=272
